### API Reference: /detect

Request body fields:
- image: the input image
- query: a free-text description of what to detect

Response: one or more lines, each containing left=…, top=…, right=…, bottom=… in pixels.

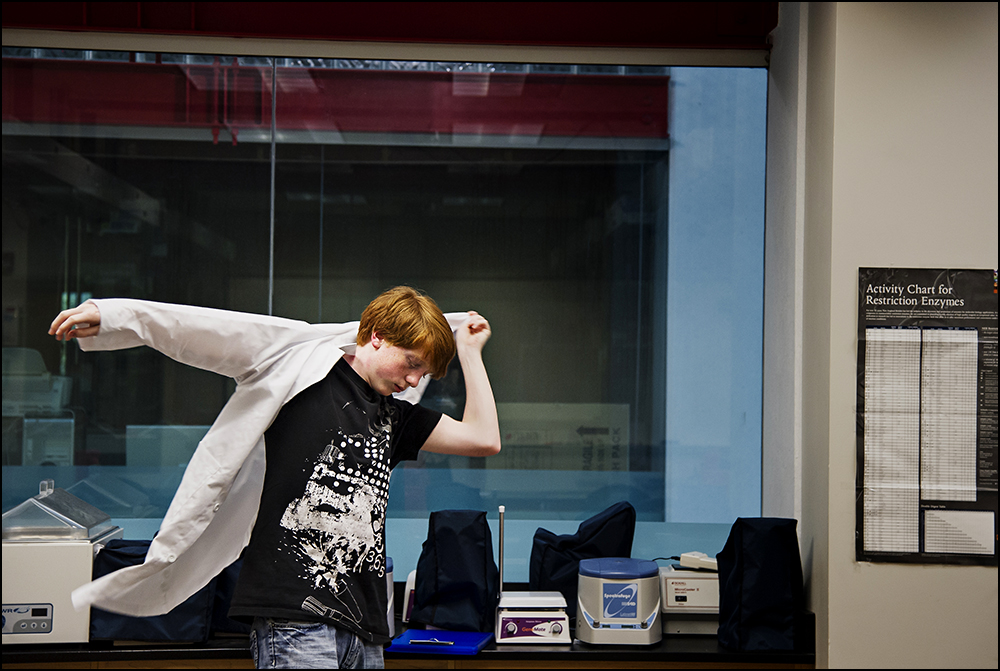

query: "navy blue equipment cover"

left=716, top=517, right=806, bottom=651
left=89, top=539, right=215, bottom=642
left=89, top=539, right=249, bottom=641
left=528, top=501, right=636, bottom=618
left=410, top=510, right=499, bottom=632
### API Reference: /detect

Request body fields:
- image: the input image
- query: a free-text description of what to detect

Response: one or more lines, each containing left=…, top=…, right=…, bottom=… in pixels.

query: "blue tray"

left=387, top=629, right=494, bottom=655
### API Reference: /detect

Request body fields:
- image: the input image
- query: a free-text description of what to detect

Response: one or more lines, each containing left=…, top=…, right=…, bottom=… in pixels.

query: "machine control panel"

left=2, top=603, right=53, bottom=635
left=497, top=612, right=570, bottom=642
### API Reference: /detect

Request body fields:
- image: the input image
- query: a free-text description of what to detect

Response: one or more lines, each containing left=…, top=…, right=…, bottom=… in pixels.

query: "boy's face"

left=365, top=336, right=431, bottom=396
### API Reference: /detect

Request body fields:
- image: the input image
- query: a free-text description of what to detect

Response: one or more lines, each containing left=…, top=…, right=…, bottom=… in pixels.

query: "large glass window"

left=2, top=48, right=765, bottom=578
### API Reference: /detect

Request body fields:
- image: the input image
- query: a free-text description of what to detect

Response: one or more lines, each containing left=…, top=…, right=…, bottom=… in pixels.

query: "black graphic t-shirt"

left=229, top=357, right=441, bottom=644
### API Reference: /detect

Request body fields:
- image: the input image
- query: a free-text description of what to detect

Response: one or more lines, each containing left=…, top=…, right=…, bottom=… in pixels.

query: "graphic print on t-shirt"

left=278, top=405, right=396, bottom=626
left=227, top=357, right=440, bottom=643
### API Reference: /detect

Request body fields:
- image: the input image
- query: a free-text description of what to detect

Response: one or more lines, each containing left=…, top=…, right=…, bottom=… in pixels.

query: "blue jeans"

left=250, top=617, right=385, bottom=669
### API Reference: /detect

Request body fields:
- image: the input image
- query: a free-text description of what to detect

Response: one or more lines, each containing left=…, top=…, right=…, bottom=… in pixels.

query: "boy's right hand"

left=49, top=301, right=102, bottom=341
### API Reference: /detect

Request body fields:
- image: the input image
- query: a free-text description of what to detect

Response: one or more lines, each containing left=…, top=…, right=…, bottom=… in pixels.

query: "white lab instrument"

left=3, top=348, right=75, bottom=466
left=575, top=557, right=662, bottom=645
left=2, top=480, right=122, bottom=644
left=386, top=556, right=394, bottom=638
left=659, top=564, right=719, bottom=635
left=401, top=569, right=417, bottom=624
left=2, top=348, right=72, bottom=416
left=495, top=505, right=571, bottom=644
left=678, top=551, right=718, bottom=571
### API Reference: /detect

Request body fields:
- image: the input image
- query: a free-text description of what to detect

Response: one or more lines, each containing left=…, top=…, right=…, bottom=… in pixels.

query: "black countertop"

left=3, top=622, right=815, bottom=668
left=3, top=581, right=815, bottom=669
left=2, top=635, right=814, bottom=667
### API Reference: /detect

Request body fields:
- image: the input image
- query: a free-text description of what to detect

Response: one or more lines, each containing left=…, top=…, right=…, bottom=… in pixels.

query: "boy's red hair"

left=357, top=286, right=456, bottom=379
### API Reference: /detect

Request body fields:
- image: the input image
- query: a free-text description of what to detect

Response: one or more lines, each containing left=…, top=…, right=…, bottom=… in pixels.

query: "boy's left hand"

left=457, top=311, right=491, bottom=352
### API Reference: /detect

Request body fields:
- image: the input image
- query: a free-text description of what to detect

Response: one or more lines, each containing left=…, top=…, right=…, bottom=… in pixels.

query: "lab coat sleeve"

left=79, top=298, right=332, bottom=382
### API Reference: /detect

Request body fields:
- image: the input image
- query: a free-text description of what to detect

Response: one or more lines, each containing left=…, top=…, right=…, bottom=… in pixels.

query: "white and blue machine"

left=575, top=557, right=662, bottom=645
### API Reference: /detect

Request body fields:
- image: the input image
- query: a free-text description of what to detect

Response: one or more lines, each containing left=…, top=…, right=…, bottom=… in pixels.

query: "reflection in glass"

left=2, top=52, right=271, bottom=516
left=3, top=50, right=765, bottom=575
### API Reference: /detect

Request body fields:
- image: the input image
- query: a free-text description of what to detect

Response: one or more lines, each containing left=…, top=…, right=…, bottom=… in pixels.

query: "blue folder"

left=386, top=629, right=494, bottom=655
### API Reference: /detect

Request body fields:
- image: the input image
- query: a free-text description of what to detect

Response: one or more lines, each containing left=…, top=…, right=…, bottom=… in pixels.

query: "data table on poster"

left=857, top=268, right=998, bottom=565
left=863, top=327, right=920, bottom=554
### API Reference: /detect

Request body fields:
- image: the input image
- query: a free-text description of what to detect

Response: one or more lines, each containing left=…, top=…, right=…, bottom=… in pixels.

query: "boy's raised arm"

left=421, top=311, right=502, bottom=457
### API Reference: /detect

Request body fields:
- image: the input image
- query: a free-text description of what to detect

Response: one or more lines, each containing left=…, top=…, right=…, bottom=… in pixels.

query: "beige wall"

left=791, top=2, right=998, bottom=668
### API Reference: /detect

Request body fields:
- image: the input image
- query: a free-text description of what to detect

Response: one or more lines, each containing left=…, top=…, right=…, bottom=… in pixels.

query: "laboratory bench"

left=2, top=618, right=815, bottom=670
left=3, top=575, right=814, bottom=670
left=1, top=635, right=815, bottom=670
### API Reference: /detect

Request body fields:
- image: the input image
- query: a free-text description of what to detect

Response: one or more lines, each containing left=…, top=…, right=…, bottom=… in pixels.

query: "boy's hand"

left=49, top=301, right=102, bottom=341
left=456, top=311, right=491, bottom=353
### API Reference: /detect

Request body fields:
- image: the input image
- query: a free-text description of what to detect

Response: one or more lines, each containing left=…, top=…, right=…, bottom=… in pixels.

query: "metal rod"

left=498, top=505, right=505, bottom=595
left=268, top=58, right=276, bottom=316
left=318, top=144, right=324, bottom=322
left=60, top=215, right=69, bottom=376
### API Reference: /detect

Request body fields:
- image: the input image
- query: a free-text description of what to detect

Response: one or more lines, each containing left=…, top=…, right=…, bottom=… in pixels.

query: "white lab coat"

left=70, top=299, right=463, bottom=616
